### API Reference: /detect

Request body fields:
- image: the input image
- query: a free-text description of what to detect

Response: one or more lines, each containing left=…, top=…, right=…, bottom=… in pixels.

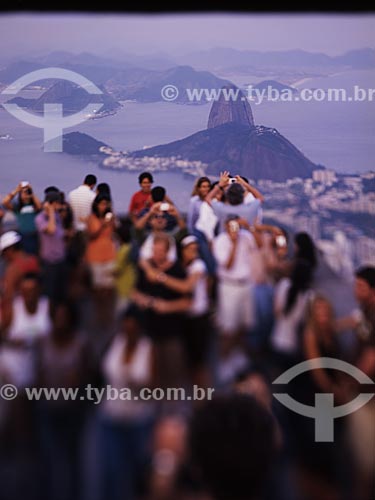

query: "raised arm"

left=158, top=270, right=201, bottom=294
left=40, top=203, right=57, bottom=235
left=134, top=202, right=162, bottom=230
left=205, top=171, right=230, bottom=205
left=138, top=258, right=199, bottom=294
left=254, top=223, right=283, bottom=234
left=235, top=176, right=264, bottom=203
left=86, top=214, right=113, bottom=240
left=167, top=204, right=186, bottom=230
left=2, top=183, right=22, bottom=211
left=223, top=230, right=239, bottom=270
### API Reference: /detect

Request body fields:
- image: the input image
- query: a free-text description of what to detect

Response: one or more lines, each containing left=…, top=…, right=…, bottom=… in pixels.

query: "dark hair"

left=284, top=258, right=313, bottom=315
left=196, top=176, right=211, bottom=188
left=225, top=214, right=240, bottom=223
left=192, top=176, right=212, bottom=197
left=190, top=394, right=276, bottom=500
left=21, top=272, right=42, bottom=286
left=294, top=232, right=317, bottom=269
left=16, top=185, right=36, bottom=211
left=138, top=172, right=153, bottom=184
left=116, top=217, right=132, bottom=244
left=151, top=186, right=166, bottom=202
left=210, top=181, right=226, bottom=202
left=96, top=183, right=111, bottom=197
left=84, top=174, right=97, bottom=186
left=92, top=193, right=112, bottom=217
left=226, top=183, right=245, bottom=206
left=44, top=186, right=60, bottom=195
left=59, top=202, right=73, bottom=230
left=355, top=266, right=375, bottom=289
left=44, top=191, right=62, bottom=204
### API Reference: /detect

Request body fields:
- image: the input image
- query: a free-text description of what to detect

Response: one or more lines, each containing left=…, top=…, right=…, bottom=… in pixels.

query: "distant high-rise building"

left=355, top=236, right=375, bottom=266
left=312, top=169, right=337, bottom=185
left=295, top=214, right=321, bottom=241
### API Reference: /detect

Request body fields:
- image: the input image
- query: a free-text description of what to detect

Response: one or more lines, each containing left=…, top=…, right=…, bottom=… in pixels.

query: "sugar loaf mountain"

left=127, top=84, right=317, bottom=181
left=56, top=84, right=318, bottom=181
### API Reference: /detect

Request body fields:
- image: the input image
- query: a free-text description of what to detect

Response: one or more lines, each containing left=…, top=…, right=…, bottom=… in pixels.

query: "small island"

left=3, top=80, right=121, bottom=119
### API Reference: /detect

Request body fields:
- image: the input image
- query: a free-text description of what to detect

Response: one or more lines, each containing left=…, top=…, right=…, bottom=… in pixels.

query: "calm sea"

left=1, top=69, right=374, bottom=212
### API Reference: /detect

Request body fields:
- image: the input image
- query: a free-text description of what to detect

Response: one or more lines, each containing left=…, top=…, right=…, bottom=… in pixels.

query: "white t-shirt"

left=68, top=184, right=96, bottom=231
left=195, top=201, right=219, bottom=243
left=244, top=192, right=263, bottom=223
left=0, top=296, right=51, bottom=388
left=244, top=192, right=255, bottom=204
left=101, top=335, right=155, bottom=421
left=187, top=259, right=209, bottom=316
left=212, top=200, right=261, bottom=234
left=271, top=278, right=313, bottom=354
left=213, top=230, right=258, bottom=282
left=187, top=195, right=201, bottom=232
left=195, top=196, right=259, bottom=242
left=7, top=296, right=51, bottom=342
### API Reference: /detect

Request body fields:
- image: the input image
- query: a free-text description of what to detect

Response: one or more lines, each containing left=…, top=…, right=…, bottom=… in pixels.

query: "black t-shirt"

left=136, top=260, right=189, bottom=340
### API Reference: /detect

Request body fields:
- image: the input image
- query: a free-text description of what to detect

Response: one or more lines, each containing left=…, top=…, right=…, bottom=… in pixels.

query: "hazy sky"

left=0, top=13, right=374, bottom=58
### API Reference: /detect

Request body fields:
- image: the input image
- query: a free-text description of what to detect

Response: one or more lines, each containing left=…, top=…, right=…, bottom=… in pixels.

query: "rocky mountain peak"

left=207, top=84, right=254, bottom=129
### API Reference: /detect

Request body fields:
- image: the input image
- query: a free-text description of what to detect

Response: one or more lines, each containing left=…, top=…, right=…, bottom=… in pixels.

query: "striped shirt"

left=68, top=184, right=96, bottom=231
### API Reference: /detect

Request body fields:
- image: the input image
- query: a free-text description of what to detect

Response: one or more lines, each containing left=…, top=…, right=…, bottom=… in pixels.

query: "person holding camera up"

left=213, top=215, right=260, bottom=385
left=135, top=185, right=179, bottom=233
left=85, top=193, right=117, bottom=337
left=35, top=191, right=67, bottom=307
left=2, top=181, right=42, bottom=255
left=85, top=194, right=117, bottom=289
left=205, top=171, right=264, bottom=233
left=134, top=190, right=187, bottom=262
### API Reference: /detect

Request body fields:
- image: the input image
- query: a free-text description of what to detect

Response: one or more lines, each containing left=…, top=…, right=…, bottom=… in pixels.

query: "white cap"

left=181, top=235, right=198, bottom=248
left=0, top=231, right=22, bottom=252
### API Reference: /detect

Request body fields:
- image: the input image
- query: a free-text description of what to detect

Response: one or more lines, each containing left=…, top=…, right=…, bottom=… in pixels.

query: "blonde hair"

left=153, top=233, right=173, bottom=251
